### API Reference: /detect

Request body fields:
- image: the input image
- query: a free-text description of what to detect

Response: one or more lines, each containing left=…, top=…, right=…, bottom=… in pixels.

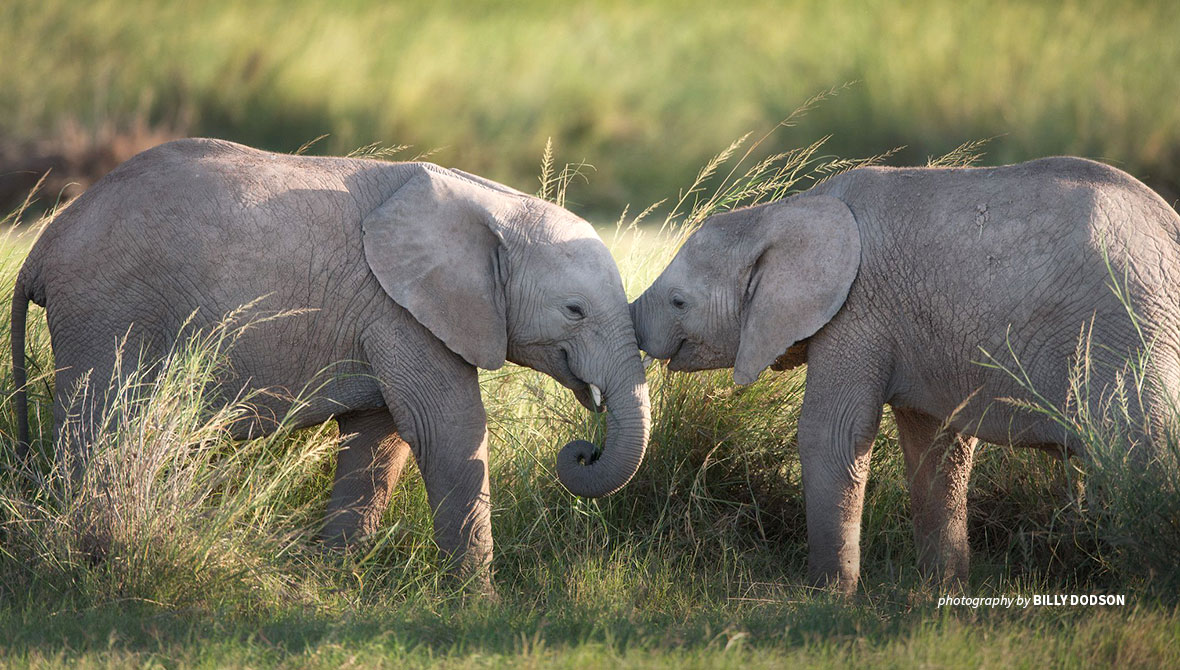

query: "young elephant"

left=630, top=157, right=1180, bottom=592
left=12, top=138, right=650, bottom=591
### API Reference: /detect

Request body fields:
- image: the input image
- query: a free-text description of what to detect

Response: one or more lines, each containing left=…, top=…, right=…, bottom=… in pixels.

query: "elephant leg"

left=53, top=363, right=101, bottom=478
left=54, top=342, right=154, bottom=477
left=321, top=407, right=413, bottom=545
left=364, top=320, right=494, bottom=593
left=893, top=407, right=975, bottom=585
left=52, top=331, right=166, bottom=563
left=796, top=347, right=887, bottom=595
left=51, top=360, right=112, bottom=562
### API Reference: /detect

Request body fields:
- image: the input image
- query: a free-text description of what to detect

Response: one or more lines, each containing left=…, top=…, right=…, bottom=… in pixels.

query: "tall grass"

left=0, top=125, right=1178, bottom=665
left=0, top=311, right=342, bottom=611
left=3, top=0, right=1179, bottom=215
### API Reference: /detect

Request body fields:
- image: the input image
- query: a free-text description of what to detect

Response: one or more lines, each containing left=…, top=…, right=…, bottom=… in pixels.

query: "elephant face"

left=631, top=223, right=747, bottom=373
left=502, top=231, right=638, bottom=412
left=631, top=195, right=862, bottom=384
left=362, top=165, right=650, bottom=498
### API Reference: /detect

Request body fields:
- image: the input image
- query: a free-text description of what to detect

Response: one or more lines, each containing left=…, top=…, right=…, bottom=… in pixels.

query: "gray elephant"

left=630, top=157, right=1180, bottom=593
left=11, top=138, right=650, bottom=591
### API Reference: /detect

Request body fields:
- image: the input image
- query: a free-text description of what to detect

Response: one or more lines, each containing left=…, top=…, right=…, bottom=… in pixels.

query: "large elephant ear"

left=362, top=166, right=510, bottom=370
left=733, top=195, right=860, bottom=385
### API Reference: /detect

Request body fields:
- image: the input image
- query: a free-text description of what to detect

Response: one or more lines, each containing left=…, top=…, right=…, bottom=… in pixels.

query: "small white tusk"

left=589, top=384, right=602, bottom=407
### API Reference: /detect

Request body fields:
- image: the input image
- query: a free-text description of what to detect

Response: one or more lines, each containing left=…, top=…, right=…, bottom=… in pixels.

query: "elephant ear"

left=362, top=166, right=510, bottom=370
left=733, top=195, right=860, bottom=385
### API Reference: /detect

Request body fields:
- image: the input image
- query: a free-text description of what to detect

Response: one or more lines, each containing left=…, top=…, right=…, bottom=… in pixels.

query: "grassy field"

left=3, top=1, right=1180, bottom=665
left=3, top=0, right=1180, bottom=216
left=1, top=136, right=1179, bottom=668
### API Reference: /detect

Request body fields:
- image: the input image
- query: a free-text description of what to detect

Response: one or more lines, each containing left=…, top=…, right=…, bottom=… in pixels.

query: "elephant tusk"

left=589, top=383, right=602, bottom=407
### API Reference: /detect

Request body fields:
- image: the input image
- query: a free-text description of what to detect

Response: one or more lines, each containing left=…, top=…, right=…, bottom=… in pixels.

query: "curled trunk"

left=555, top=361, right=650, bottom=498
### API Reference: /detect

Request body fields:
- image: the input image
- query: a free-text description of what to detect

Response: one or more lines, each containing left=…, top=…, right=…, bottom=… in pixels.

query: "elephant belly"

left=945, top=404, right=1073, bottom=451
left=887, top=358, right=1077, bottom=450
left=889, top=394, right=1069, bottom=449
left=218, top=327, right=387, bottom=437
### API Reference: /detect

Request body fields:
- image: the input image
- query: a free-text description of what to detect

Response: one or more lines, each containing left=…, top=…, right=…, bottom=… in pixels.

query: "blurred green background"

left=2, top=0, right=1179, bottom=217
left=4, top=4, right=1180, bottom=665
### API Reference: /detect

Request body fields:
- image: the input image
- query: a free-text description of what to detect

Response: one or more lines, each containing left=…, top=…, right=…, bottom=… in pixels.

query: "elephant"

left=630, top=157, right=1180, bottom=593
left=11, top=138, right=651, bottom=592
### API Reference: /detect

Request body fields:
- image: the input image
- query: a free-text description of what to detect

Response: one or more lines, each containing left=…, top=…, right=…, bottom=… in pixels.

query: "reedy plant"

left=0, top=109, right=1175, bottom=625
left=0, top=304, right=347, bottom=610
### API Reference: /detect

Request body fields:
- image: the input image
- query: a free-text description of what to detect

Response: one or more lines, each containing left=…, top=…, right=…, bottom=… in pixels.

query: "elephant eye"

left=670, top=296, right=687, bottom=310
left=564, top=304, right=586, bottom=320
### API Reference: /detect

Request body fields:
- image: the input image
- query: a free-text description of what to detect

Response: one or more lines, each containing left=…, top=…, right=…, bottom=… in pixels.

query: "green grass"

left=1, top=133, right=1179, bottom=668
left=3, top=0, right=1180, bottom=216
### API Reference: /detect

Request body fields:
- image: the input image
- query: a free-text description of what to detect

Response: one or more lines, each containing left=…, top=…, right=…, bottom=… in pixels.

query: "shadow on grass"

left=4, top=579, right=1174, bottom=666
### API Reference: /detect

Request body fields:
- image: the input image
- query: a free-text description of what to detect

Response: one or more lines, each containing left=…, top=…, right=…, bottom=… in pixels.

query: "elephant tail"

left=11, top=270, right=37, bottom=460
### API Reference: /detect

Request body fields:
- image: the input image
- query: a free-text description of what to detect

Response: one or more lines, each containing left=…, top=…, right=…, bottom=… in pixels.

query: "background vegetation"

left=2, top=129, right=1179, bottom=667
left=2, top=0, right=1180, bottom=217
left=2, top=0, right=1180, bottom=667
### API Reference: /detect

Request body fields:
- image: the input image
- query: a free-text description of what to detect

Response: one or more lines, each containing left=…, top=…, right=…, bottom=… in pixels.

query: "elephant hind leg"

left=53, top=333, right=167, bottom=475
left=52, top=333, right=171, bottom=563
left=1137, top=353, right=1180, bottom=461
left=894, top=407, right=976, bottom=586
left=321, top=407, right=413, bottom=546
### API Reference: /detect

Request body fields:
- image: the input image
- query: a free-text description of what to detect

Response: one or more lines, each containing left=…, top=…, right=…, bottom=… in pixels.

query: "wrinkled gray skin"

left=631, top=157, right=1180, bottom=593
left=12, top=138, right=650, bottom=592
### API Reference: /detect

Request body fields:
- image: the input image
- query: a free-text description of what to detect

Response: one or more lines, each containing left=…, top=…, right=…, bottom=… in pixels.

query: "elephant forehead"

left=535, top=234, right=613, bottom=267
left=664, top=240, right=720, bottom=283
left=521, top=239, right=623, bottom=296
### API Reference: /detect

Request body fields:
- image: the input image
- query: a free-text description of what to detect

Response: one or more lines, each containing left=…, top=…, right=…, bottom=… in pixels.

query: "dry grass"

left=0, top=125, right=1176, bottom=667
left=4, top=0, right=1180, bottom=216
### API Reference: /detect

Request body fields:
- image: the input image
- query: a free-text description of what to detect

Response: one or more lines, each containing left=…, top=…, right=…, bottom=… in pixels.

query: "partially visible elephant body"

left=811, top=158, right=1180, bottom=450
left=798, top=160, right=1180, bottom=588
left=13, top=139, right=651, bottom=593
left=632, top=156, right=1180, bottom=591
left=26, top=141, right=402, bottom=434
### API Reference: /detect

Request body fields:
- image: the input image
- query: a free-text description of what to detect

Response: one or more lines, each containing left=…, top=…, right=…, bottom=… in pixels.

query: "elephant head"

left=362, top=164, right=650, bottom=497
left=630, top=195, right=861, bottom=384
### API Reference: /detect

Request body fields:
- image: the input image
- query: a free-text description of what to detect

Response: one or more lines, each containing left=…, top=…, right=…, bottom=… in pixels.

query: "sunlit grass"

left=3, top=0, right=1179, bottom=216
left=0, top=126, right=1177, bottom=667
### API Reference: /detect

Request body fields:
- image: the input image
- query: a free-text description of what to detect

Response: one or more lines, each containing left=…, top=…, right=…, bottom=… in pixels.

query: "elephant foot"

left=434, top=560, right=497, bottom=603
left=463, top=575, right=499, bottom=604
left=807, top=566, right=859, bottom=597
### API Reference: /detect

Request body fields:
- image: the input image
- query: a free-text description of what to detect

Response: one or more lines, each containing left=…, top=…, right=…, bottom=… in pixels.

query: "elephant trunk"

left=556, top=354, right=650, bottom=498
left=628, top=295, right=664, bottom=359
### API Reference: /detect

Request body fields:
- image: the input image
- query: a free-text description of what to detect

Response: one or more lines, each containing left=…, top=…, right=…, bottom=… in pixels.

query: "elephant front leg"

left=322, top=408, right=413, bottom=546
left=388, top=386, right=493, bottom=594
left=416, top=416, right=493, bottom=594
left=797, top=352, right=887, bottom=595
left=366, top=323, right=495, bottom=595
left=894, top=408, right=975, bottom=585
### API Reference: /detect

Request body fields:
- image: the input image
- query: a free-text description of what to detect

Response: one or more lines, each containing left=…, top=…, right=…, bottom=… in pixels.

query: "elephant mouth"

left=561, top=348, right=606, bottom=413
left=570, top=379, right=605, bottom=413
left=665, top=339, right=688, bottom=371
